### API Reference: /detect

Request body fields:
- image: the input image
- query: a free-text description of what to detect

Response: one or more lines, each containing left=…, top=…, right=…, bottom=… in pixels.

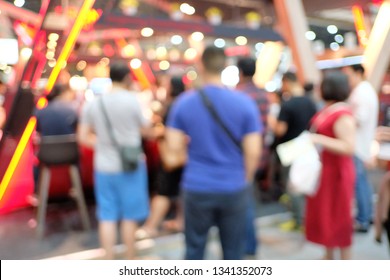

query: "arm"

left=311, top=115, right=355, bottom=155
left=242, top=132, right=262, bottom=183
left=77, top=123, right=96, bottom=149
left=0, top=106, right=5, bottom=129
left=273, top=103, right=289, bottom=137
left=163, top=127, right=187, bottom=170
left=274, top=120, right=287, bottom=137
left=350, top=93, right=370, bottom=128
left=376, top=126, right=390, bottom=142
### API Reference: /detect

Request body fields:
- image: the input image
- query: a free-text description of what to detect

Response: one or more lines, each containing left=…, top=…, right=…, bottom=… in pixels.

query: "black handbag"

left=99, top=98, right=141, bottom=172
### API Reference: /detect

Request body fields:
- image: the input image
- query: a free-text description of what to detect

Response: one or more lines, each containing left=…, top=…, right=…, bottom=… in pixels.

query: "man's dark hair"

left=110, top=62, right=131, bottom=82
left=46, top=83, right=67, bottom=102
left=346, top=63, right=365, bottom=75
left=201, top=46, right=226, bottom=74
left=170, top=76, right=185, bottom=98
left=237, top=57, right=256, bottom=77
left=282, top=71, right=298, bottom=83
left=321, top=70, right=351, bottom=102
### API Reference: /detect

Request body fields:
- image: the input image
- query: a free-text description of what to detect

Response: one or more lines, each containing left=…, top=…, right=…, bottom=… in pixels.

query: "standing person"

left=343, top=64, right=379, bottom=233
left=306, top=71, right=356, bottom=260
left=165, top=46, right=262, bottom=260
left=136, top=76, right=185, bottom=239
left=78, top=63, right=152, bottom=259
left=236, top=57, right=269, bottom=257
left=273, top=72, right=317, bottom=231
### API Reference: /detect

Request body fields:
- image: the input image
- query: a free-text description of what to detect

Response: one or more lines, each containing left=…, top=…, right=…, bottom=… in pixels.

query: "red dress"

left=305, top=108, right=355, bottom=247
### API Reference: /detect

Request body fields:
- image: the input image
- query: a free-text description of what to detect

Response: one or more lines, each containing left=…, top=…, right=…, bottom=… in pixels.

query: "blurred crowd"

left=1, top=45, right=389, bottom=260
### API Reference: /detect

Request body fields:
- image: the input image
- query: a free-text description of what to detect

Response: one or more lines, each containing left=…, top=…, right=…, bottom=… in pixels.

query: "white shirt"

left=348, top=81, right=379, bottom=161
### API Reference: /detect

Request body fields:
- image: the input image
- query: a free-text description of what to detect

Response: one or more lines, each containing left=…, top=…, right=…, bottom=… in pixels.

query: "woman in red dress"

left=306, top=71, right=356, bottom=259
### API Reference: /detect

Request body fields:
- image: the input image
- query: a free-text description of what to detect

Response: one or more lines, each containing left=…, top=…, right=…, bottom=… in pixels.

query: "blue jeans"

left=245, top=186, right=258, bottom=255
left=183, top=188, right=247, bottom=260
left=354, top=156, right=373, bottom=228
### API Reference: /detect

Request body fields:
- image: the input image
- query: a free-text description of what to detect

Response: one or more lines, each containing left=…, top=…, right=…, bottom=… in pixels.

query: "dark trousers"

left=183, top=188, right=247, bottom=260
left=245, top=185, right=258, bottom=255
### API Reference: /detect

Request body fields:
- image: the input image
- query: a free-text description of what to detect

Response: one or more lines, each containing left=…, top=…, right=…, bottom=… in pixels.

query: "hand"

left=376, top=126, right=390, bottom=142
left=364, top=157, right=377, bottom=169
left=309, top=133, right=321, bottom=145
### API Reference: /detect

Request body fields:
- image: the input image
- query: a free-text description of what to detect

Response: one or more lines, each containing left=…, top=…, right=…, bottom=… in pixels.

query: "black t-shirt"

left=277, top=96, right=317, bottom=144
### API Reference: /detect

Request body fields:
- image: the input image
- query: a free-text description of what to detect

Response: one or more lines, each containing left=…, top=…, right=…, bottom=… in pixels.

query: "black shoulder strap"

left=98, top=97, right=120, bottom=148
left=199, top=88, right=242, bottom=151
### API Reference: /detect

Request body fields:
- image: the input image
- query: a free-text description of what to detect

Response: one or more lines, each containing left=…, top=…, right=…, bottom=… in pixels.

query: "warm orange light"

left=131, top=67, right=151, bottom=90
left=0, top=117, right=37, bottom=201
left=0, top=1, right=97, bottom=202
left=45, top=0, right=96, bottom=93
left=36, top=97, right=48, bottom=109
left=352, top=5, right=368, bottom=47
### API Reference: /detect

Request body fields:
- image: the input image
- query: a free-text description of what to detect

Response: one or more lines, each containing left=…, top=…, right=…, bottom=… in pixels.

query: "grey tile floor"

left=0, top=166, right=389, bottom=260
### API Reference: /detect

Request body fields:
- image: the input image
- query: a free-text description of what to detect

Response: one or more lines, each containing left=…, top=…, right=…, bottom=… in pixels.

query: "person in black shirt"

left=273, top=72, right=317, bottom=231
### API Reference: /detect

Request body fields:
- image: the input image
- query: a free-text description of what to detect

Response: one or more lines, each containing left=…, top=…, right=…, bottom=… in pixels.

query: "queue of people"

left=24, top=44, right=389, bottom=260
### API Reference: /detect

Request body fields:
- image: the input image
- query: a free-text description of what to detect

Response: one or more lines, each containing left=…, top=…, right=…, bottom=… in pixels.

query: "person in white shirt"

left=343, top=64, right=379, bottom=232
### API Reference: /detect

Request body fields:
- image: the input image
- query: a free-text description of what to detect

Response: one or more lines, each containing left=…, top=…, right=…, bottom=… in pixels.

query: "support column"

left=273, top=0, right=321, bottom=85
left=363, top=0, right=390, bottom=92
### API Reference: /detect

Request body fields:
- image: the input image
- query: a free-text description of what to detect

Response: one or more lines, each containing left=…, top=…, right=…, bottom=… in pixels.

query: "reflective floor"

left=0, top=199, right=388, bottom=260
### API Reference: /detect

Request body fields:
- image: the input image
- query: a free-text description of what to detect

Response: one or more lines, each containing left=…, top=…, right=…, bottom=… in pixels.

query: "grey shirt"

left=80, top=89, right=148, bottom=173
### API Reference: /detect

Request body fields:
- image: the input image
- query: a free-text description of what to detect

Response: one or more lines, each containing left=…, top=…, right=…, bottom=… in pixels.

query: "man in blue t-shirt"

left=166, top=46, right=262, bottom=260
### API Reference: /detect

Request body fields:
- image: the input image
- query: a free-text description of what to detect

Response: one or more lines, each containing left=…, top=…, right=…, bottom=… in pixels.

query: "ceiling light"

left=121, top=44, right=136, bottom=58
left=335, top=34, right=344, bottom=43
left=171, top=35, right=183, bottom=45
left=48, top=59, right=56, bottom=68
left=180, top=3, right=195, bottom=15
left=141, top=27, right=154, bottom=37
left=255, top=42, right=264, bottom=51
left=20, top=47, right=32, bottom=60
left=327, top=25, right=338, bottom=34
left=156, top=46, right=167, bottom=60
left=47, top=41, right=57, bottom=49
left=14, top=0, right=25, bottom=8
left=130, top=58, right=142, bottom=69
left=48, top=33, right=59, bottom=42
left=214, top=38, right=226, bottom=48
left=76, top=60, right=87, bottom=71
left=305, top=31, right=316, bottom=41
left=184, top=48, right=197, bottom=60
left=235, top=36, right=248, bottom=46
left=46, top=51, right=55, bottom=60
left=186, top=70, right=198, bottom=81
left=159, top=60, right=170, bottom=71
left=191, top=32, right=204, bottom=42
left=330, top=42, right=340, bottom=51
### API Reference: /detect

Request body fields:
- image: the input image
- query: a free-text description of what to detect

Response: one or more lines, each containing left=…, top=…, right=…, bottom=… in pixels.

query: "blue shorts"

left=94, top=163, right=149, bottom=222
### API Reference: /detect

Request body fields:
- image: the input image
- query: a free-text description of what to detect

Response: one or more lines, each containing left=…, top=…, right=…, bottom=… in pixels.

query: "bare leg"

left=99, top=221, right=117, bottom=259
left=340, top=247, right=351, bottom=260
left=163, top=200, right=184, bottom=232
left=141, top=195, right=170, bottom=235
left=323, top=247, right=334, bottom=260
left=121, top=220, right=138, bottom=259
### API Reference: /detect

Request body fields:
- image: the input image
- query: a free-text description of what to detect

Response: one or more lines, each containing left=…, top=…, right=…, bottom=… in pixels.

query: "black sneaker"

left=354, top=222, right=369, bottom=233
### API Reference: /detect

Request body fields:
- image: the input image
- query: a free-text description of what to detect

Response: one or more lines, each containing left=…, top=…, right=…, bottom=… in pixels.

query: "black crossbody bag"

left=198, top=88, right=242, bottom=152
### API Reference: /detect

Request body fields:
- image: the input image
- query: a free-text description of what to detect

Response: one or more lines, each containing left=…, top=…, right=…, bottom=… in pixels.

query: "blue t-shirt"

left=35, top=100, right=78, bottom=136
left=167, top=85, right=262, bottom=193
